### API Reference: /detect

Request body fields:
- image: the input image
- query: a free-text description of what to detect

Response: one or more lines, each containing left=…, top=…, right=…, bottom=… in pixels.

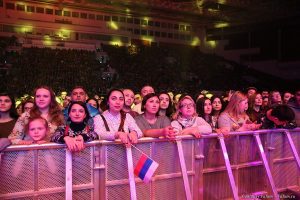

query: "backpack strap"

left=100, top=115, right=110, bottom=131
left=118, top=111, right=127, bottom=132
left=86, top=125, right=89, bottom=133
left=65, top=125, right=69, bottom=136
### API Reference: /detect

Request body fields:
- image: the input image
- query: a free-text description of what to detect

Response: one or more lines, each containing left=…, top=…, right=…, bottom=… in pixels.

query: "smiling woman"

left=8, top=86, right=65, bottom=145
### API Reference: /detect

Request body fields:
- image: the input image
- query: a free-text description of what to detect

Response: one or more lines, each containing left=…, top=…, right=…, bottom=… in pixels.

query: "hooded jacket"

left=287, top=97, right=300, bottom=127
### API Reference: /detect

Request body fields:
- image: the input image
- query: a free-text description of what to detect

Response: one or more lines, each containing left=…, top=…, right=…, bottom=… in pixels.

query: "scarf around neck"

left=177, top=116, right=196, bottom=128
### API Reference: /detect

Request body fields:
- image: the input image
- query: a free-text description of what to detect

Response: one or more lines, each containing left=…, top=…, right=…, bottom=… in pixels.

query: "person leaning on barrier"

left=257, top=104, right=297, bottom=130
left=218, top=91, right=261, bottom=135
left=134, top=93, right=176, bottom=141
left=8, top=86, right=65, bottom=145
left=94, top=89, right=142, bottom=147
left=287, top=88, right=300, bottom=126
left=171, top=95, right=212, bottom=139
left=51, top=102, right=98, bottom=152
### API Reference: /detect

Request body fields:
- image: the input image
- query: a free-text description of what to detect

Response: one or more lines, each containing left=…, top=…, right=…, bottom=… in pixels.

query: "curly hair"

left=29, top=86, right=65, bottom=126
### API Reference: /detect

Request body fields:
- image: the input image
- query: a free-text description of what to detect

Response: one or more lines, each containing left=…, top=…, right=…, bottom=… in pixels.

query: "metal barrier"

left=1, top=128, right=300, bottom=200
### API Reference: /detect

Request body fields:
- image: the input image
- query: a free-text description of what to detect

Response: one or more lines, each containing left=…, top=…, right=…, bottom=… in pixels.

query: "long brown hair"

left=248, top=93, right=263, bottom=111
left=29, top=86, right=65, bottom=126
left=222, top=91, right=248, bottom=121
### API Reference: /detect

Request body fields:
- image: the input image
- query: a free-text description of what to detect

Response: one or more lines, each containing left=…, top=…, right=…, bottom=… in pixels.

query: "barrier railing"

left=1, top=128, right=300, bottom=199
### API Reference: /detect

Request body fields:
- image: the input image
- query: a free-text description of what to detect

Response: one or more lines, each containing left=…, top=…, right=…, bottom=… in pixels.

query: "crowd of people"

left=0, top=84, right=299, bottom=153
left=1, top=43, right=300, bottom=152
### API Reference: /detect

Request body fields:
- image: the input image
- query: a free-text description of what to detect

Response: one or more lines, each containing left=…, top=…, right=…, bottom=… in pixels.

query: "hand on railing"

left=179, top=127, right=202, bottom=139
left=128, top=131, right=138, bottom=145
left=115, top=132, right=131, bottom=148
left=17, top=140, right=33, bottom=145
left=163, top=126, right=177, bottom=142
left=36, top=140, right=47, bottom=144
left=64, top=136, right=86, bottom=152
left=215, top=128, right=229, bottom=137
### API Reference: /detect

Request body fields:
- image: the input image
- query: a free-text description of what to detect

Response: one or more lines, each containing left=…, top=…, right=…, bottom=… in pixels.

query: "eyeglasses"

left=180, top=103, right=195, bottom=108
left=272, top=94, right=280, bottom=98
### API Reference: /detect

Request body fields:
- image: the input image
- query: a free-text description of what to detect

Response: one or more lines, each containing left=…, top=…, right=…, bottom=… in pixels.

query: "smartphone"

left=230, top=90, right=235, bottom=94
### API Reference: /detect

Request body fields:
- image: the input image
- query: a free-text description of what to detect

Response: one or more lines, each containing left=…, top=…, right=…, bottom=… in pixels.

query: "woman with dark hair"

left=158, top=93, right=174, bottom=119
left=8, top=86, right=65, bottom=144
left=0, top=93, right=19, bottom=138
left=94, top=89, right=142, bottom=146
left=135, top=93, right=176, bottom=141
left=51, top=102, right=98, bottom=152
left=282, top=91, right=292, bottom=104
left=21, top=98, right=34, bottom=113
left=86, top=98, right=99, bottom=110
left=246, top=93, right=263, bottom=122
left=210, top=95, right=225, bottom=128
left=196, top=97, right=215, bottom=129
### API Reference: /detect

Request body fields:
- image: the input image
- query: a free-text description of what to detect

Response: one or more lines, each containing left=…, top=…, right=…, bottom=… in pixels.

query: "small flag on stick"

left=134, top=154, right=159, bottom=184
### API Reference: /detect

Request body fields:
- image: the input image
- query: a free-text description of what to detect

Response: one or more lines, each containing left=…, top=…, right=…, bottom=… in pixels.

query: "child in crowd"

left=25, top=117, right=49, bottom=144
left=257, top=104, right=297, bottom=129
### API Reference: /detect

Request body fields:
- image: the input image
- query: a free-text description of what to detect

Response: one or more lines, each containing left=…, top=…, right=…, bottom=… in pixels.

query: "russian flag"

left=134, top=154, right=159, bottom=184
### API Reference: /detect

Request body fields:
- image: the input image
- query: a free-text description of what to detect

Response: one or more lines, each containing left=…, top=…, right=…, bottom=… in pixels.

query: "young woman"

left=158, top=93, right=174, bottom=119
left=171, top=95, right=212, bottom=138
left=282, top=91, right=292, bottom=104
left=8, top=86, right=65, bottom=144
left=0, top=93, right=19, bottom=138
left=246, top=93, right=263, bottom=122
left=196, top=97, right=213, bottom=126
left=210, top=95, right=225, bottom=128
left=86, top=98, right=99, bottom=110
left=135, top=93, right=177, bottom=141
left=267, top=91, right=282, bottom=107
left=94, top=89, right=142, bottom=146
left=21, top=98, right=34, bottom=113
left=218, top=91, right=261, bottom=134
left=51, top=102, right=98, bottom=152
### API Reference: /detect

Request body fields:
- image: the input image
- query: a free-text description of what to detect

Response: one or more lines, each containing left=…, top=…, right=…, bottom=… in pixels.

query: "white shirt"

left=132, top=103, right=143, bottom=114
left=94, top=112, right=143, bottom=140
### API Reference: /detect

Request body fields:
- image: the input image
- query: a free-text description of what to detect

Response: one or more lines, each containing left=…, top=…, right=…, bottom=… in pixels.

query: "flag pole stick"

left=126, top=145, right=137, bottom=200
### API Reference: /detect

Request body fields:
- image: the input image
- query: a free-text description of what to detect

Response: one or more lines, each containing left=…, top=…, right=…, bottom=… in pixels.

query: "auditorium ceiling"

left=93, top=0, right=300, bottom=27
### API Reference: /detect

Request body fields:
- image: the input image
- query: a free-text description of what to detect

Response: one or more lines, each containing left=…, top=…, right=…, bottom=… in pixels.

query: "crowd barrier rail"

left=1, top=128, right=300, bottom=200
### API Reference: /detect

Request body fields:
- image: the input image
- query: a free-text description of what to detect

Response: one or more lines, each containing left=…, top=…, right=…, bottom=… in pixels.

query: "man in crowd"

left=246, top=87, right=257, bottom=98
left=63, top=92, right=71, bottom=109
left=262, top=90, right=269, bottom=99
left=132, top=86, right=155, bottom=114
left=287, top=88, right=300, bottom=126
left=122, top=89, right=139, bottom=118
left=134, top=93, right=142, bottom=107
left=62, top=86, right=100, bottom=124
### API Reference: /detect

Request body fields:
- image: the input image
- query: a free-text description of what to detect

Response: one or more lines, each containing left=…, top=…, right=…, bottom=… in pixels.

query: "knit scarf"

left=177, top=116, right=196, bottom=128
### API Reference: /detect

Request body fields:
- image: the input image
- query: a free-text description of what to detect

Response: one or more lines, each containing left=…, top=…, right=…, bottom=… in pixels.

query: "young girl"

left=8, top=86, right=65, bottom=144
left=25, top=117, right=49, bottom=144
left=0, top=93, right=19, bottom=138
left=51, top=102, right=98, bottom=152
left=94, top=89, right=142, bottom=146
left=171, top=95, right=212, bottom=138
